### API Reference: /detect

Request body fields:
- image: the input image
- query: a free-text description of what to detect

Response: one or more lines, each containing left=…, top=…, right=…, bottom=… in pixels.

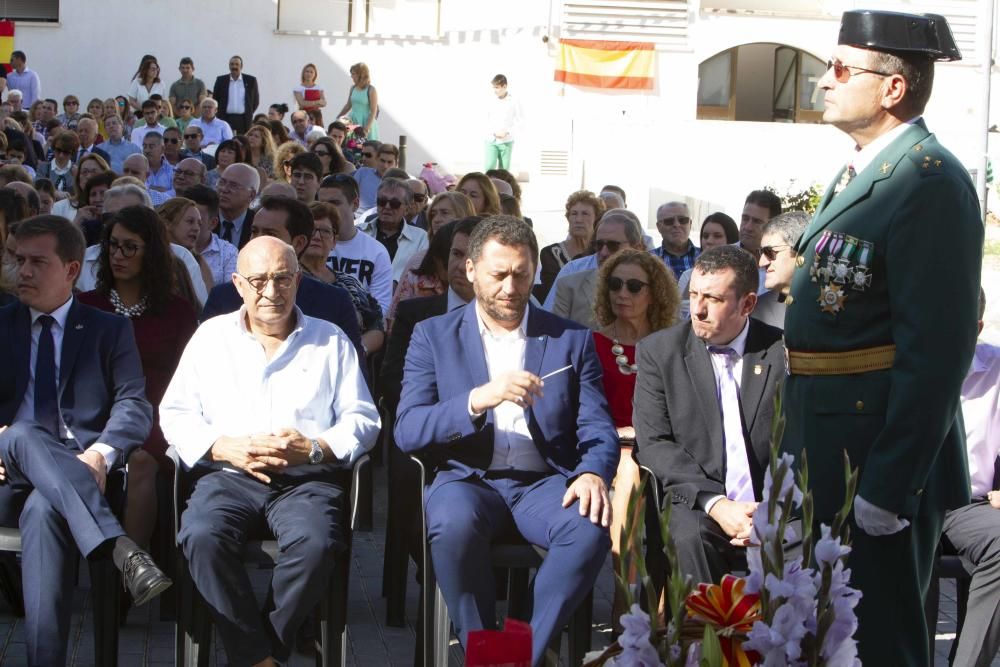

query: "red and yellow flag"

left=554, top=39, right=655, bottom=90
left=0, top=21, right=14, bottom=74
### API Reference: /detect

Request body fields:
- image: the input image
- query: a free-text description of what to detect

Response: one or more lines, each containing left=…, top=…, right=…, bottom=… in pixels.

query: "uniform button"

left=796, top=255, right=805, bottom=268
left=915, top=488, right=923, bottom=496
left=785, top=295, right=794, bottom=306
left=855, top=400, right=864, bottom=411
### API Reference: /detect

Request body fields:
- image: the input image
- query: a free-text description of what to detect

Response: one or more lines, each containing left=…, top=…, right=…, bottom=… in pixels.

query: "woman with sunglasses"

left=35, top=130, right=80, bottom=194
left=536, top=190, right=605, bottom=302
left=77, top=205, right=198, bottom=583
left=303, top=202, right=385, bottom=354
left=310, top=135, right=353, bottom=176
left=592, top=247, right=678, bottom=626
left=677, top=212, right=739, bottom=319
left=174, top=99, right=196, bottom=134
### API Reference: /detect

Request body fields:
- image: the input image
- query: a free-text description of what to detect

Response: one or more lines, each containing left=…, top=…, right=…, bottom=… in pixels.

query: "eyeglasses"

left=412, top=193, right=427, bottom=203
left=65, top=101, right=79, bottom=107
left=592, top=239, right=623, bottom=253
left=183, top=133, right=200, bottom=139
left=106, top=239, right=145, bottom=258
left=608, top=276, right=649, bottom=294
left=238, top=271, right=298, bottom=294
left=377, top=197, right=403, bottom=210
left=826, top=59, right=891, bottom=83
left=164, top=137, right=180, bottom=144
left=760, top=244, right=791, bottom=261
left=658, top=215, right=690, bottom=226
left=217, top=177, right=253, bottom=192
left=313, top=228, right=336, bottom=239
left=179, top=105, right=192, bottom=110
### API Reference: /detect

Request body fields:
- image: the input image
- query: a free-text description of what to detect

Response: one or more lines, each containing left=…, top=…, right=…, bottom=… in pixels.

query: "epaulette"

left=906, top=142, right=945, bottom=175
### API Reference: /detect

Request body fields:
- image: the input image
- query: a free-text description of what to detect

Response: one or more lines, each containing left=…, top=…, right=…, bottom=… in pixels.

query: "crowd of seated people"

left=0, top=48, right=996, bottom=667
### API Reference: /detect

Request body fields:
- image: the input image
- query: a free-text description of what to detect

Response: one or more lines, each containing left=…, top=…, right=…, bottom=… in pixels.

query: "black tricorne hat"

left=838, top=10, right=962, bottom=61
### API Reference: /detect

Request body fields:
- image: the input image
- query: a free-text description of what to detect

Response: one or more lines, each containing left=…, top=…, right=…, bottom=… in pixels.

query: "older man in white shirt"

left=938, top=288, right=1000, bottom=667
left=160, top=236, right=379, bottom=667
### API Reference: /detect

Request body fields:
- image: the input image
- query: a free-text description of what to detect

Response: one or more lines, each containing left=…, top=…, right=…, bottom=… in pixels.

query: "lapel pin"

left=754, top=365, right=763, bottom=375
left=75, top=324, right=83, bottom=330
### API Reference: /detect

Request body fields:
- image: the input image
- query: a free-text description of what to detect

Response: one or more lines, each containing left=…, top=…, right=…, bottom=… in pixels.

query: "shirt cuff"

left=87, top=443, right=118, bottom=471
left=467, top=392, right=485, bottom=421
left=699, top=493, right=726, bottom=514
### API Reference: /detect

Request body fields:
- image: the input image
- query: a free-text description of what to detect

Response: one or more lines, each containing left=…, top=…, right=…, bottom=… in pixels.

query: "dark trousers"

left=225, top=113, right=249, bottom=135
left=0, top=421, right=125, bottom=667
left=942, top=500, right=1000, bottom=667
left=667, top=504, right=748, bottom=584
left=178, top=469, right=348, bottom=665
left=425, top=472, right=608, bottom=667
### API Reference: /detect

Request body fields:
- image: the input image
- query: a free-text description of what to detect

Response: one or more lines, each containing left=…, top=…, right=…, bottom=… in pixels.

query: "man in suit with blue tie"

left=0, top=216, right=171, bottom=666
left=395, top=215, right=618, bottom=665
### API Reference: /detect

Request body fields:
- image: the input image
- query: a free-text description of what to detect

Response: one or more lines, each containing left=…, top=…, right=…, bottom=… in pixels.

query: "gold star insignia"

left=914, top=144, right=923, bottom=152
left=935, top=160, right=942, bottom=167
left=922, top=163, right=929, bottom=169
left=880, top=162, right=891, bottom=174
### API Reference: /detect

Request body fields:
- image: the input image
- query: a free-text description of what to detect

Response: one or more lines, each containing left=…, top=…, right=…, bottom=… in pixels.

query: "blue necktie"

left=34, top=315, right=59, bottom=436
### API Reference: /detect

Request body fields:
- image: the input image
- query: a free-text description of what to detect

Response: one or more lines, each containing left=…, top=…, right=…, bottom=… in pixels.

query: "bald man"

left=161, top=236, right=379, bottom=667
left=173, top=157, right=207, bottom=195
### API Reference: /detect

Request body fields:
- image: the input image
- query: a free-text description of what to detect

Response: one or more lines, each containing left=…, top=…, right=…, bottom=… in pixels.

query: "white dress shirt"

left=13, top=296, right=117, bottom=468
left=468, top=304, right=551, bottom=473
left=961, top=342, right=1000, bottom=497
left=189, top=117, right=234, bottom=147
left=160, top=307, right=380, bottom=470
left=227, top=76, right=246, bottom=115
left=699, top=319, right=752, bottom=514
left=77, top=243, right=208, bottom=306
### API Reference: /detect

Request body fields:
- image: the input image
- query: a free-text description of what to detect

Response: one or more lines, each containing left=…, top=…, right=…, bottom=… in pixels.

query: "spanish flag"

left=554, top=39, right=655, bottom=91
left=0, top=22, right=14, bottom=74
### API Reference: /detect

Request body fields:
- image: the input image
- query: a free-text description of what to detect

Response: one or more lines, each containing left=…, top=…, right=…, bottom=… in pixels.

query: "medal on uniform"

left=821, top=233, right=844, bottom=284
left=811, top=231, right=832, bottom=283
left=851, top=240, right=874, bottom=291
left=818, top=284, right=846, bottom=314
left=833, top=236, right=859, bottom=285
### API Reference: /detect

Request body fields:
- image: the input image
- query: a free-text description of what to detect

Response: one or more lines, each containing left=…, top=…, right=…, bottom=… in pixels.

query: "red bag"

left=465, top=618, right=532, bottom=667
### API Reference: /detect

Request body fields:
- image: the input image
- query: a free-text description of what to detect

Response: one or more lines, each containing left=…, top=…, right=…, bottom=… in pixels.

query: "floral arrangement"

left=585, top=402, right=862, bottom=667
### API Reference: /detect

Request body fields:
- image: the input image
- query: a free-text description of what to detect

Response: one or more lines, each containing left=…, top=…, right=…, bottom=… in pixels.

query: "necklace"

left=109, top=289, right=148, bottom=319
left=611, top=323, right=638, bottom=375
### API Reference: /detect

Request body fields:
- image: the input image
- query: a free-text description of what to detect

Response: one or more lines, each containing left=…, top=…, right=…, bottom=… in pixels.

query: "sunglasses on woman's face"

left=608, top=276, right=648, bottom=294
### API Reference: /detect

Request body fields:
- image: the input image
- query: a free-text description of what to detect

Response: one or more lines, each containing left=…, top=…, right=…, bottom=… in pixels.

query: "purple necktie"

left=708, top=346, right=753, bottom=502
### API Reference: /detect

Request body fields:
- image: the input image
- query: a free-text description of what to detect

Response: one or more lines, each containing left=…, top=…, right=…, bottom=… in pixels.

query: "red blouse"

left=593, top=332, right=637, bottom=428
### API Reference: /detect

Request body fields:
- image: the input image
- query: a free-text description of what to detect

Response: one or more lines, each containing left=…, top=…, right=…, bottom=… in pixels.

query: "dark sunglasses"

left=658, top=215, right=690, bottom=226
left=164, top=137, right=180, bottom=144
left=183, top=133, right=200, bottom=139
left=760, top=244, right=791, bottom=261
left=592, top=239, right=623, bottom=253
left=825, top=59, right=890, bottom=84
left=377, top=197, right=403, bottom=210
left=608, top=277, right=648, bottom=294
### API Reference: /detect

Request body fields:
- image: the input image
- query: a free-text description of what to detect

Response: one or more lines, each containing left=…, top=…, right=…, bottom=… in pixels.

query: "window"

left=277, top=0, right=440, bottom=36
left=0, top=0, right=58, bottom=23
left=560, top=0, right=689, bottom=48
left=697, top=43, right=825, bottom=123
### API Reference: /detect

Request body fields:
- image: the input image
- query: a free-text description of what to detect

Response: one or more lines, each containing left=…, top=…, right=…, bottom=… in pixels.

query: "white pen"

left=540, top=364, right=573, bottom=381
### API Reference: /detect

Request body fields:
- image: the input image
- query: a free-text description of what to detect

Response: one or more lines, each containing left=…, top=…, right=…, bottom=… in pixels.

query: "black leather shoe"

left=121, top=550, right=172, bottom=607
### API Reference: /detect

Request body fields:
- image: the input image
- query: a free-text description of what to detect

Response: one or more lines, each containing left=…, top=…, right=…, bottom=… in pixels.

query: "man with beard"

left=395, top=215, right=618, bottom=666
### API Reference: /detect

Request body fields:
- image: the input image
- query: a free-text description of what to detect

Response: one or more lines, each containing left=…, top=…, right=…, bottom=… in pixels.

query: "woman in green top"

left=337, top=62, right=379, bottom=140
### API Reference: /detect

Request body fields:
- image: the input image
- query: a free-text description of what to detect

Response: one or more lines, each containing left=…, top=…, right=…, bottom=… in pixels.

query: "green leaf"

left=700, top=624, right=724, bottom=667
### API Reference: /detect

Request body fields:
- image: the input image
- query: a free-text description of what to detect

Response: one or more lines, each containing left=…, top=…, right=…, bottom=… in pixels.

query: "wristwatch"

left=308, top=439, right=324, bottom=465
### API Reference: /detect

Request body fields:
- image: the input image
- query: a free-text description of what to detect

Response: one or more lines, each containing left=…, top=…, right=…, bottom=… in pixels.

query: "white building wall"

left=10, top=0, right=999, bottom=247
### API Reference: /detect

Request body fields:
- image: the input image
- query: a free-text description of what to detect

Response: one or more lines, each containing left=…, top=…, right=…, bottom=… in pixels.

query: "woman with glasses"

left=128, top=56, right=167, bottom=112
left=35, top=130, right=80, bottom=194
left=246, top=123, right=278, bottom=180
left=592, top=248, right=678, bottom=625
left=309, top=135, right=353, bottom=176
left=205, top=139, right=243, bottom=190
left=51, top=152, right=111, bottom=221
left=171, top=98, right=194, bottom=134
left=536, top=190, right=604, bottom=302
left=303, top=202, right=385, bottom=355
left=77, top=205, right=198, bottom=585
left=337, top=62, right=379, bottom=141
left=676, top=212, right=739, bottom=319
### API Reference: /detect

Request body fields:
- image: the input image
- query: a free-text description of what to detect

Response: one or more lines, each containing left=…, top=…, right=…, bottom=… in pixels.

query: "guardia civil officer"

left=780, top=10, right=983, bottom=665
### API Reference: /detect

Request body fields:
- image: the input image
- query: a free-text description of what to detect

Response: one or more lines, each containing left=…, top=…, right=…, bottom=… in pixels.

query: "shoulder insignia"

left=879, top=161, right=891, bottom=175
left=913, top=144, right=923, bottom=152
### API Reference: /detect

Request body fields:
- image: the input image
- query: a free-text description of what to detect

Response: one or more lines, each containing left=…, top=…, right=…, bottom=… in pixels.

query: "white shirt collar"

left=475, top=300, right=529, bottom=341
left=236, top=304, right=305, bottom=339
left=29, top=295, right=73, bottom=329
left=447, top=287, right=468, bottom=311
left=706, top=318, right=750, bottom=357
left=851, top=117, right=920, bottom=175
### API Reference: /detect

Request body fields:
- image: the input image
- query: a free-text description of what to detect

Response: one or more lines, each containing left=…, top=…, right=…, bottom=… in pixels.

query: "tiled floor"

left=0, top=469, right=993, bottom=666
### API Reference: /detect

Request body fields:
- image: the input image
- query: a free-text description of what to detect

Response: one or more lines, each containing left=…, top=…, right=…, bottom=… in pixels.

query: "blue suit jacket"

left=0, top=300, right=152, bottom=465
left=394, top=302, right=618, bottom=492
left=200, top=273, right=364, bottom=360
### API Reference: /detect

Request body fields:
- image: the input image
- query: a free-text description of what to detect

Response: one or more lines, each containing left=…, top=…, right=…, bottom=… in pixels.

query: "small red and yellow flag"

left=0, top=21, right=14, bottom=74
left=554, top=38, right=655, bottom=90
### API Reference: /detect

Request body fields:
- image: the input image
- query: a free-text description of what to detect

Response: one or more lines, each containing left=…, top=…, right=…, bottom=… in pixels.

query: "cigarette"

left=540, top=364, right=572, bottom=381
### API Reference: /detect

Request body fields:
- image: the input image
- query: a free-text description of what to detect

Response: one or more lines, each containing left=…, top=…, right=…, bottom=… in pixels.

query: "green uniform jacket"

left=782, top=120, right=982, bottom=521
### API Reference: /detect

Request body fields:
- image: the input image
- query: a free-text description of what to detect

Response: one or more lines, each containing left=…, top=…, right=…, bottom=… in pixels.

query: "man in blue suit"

left=199, top=195, right=364, bottom=359
left=0, top=216, right=171, bottom=666
left=395, top=215, right=618, bottom=665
